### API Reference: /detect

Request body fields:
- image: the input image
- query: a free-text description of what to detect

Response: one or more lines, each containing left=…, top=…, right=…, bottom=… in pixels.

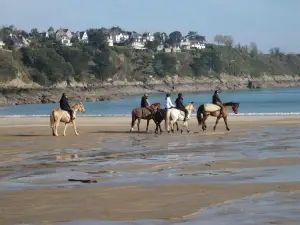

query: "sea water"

left=0, top=88, right=300, bottom=117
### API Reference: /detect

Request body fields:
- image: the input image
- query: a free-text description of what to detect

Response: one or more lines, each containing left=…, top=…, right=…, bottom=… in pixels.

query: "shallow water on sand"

left=56, top=192, right=300, bottom=225
left=1, top=125, right=300, bottom=191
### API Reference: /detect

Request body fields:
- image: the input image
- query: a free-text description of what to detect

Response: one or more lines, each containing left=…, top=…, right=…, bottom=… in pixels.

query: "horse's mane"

left=223, top=102, right=239, bottom=106
left=151, top=102, right=161, bottom=106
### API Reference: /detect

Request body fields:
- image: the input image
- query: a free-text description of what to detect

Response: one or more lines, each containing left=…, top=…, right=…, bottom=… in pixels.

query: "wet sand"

left=1, top=116, right=300, bottom=225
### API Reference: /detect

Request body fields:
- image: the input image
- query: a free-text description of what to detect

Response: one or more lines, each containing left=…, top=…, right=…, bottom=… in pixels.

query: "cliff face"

left=0, top=74, right=299, bottom=106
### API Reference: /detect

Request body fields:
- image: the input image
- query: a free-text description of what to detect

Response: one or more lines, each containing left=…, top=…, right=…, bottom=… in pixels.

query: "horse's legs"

left=137, top=118, right=141, bottom=132
left=146, top=119, right=150, bottom=132
left=223, top=115, right=230, bottom=131
left=170, top=119, right=176, bottom=133
left=213, top=116, right=221, bottom=131
left=202, top=115, right=208, bottom=131
left=72, top=120, right=79, bottom=136
left=63, top=123, right=68, bottom=136
left=176, top=122, right=179, bottom=131
left=54, top=118, right=60, bottom=136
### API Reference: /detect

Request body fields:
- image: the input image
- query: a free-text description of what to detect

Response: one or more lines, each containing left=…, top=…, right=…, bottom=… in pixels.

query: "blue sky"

left=1, top=0, right=298, bottom=53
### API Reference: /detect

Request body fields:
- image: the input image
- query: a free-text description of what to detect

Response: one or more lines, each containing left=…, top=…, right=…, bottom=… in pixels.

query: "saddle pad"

left=203, top=104, right=221, bottom=112
left=63, top=110, right=75, bottom=119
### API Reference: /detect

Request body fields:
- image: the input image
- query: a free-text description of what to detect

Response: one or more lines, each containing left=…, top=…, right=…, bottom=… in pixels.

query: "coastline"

left=1, top=73, right=300, bottom=106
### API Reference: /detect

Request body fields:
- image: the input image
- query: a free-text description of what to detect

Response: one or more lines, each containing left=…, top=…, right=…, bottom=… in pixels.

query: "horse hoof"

left=181, top=130, right=183, bottom=134
left=187, top=130, right=190, bottom=134
left=227, top=128, right=230, bottom=131
left=168, top=130, right=170, bottom=134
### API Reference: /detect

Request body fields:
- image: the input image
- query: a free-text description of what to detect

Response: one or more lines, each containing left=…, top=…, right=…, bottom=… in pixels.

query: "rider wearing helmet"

left=212, top=90, right=224, bottom=116
left=141, top=93, right=154, bottom=114
left=165, top=93, right=175, bottom=109
left=175, top=93, right=188, bottom=121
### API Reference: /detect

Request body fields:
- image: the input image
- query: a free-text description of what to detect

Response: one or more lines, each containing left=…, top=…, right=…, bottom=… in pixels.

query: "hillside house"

left=180, top=38, right=191, bottom=50
left=55, top=29, right=73, bottom=46
left=142, top=32, right=154, bottom=42
left=128, top=32, right=146, bottom=49
left=40, top=31, right=49, bottom=38
left=110, top=31, right=130, bottom=44
left=107, top=35, right=114, bottom=46
left=76, top=31, right=89, bottom=44
left=190, top=40, right=205, bottom=49
left=9, top=34, right=29, bottom=48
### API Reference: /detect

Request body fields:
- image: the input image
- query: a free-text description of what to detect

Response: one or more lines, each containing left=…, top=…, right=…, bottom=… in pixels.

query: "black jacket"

left=212, top=94, right=222, bottom=104
left=175, top=97, right=184, bottom=108
left=60, top=96, right=71, bottom=110
left=141, top=96, right=149, bottom=107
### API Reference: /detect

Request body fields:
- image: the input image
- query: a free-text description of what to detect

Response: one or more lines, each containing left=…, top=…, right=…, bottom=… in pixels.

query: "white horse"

left=165, top=102, right=196, bottom=134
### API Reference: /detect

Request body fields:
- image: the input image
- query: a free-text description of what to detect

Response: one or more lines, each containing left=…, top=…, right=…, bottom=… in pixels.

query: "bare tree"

left=214, top=34, right=223, bottom=44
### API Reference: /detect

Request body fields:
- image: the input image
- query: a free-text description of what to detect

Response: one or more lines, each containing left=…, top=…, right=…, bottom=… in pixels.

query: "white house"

left=107, top=35, right=114, bottom=46
left=110, top=32, right=130, bottom=44
left=56, top=29, right=73, bottom=46
left=76, top=31, right=89, bottom=44
left=190, top=40, right=206, bottom=49
left=131, top=40, right=146, bottom=50
left=180, top=38, right=191, bottom=50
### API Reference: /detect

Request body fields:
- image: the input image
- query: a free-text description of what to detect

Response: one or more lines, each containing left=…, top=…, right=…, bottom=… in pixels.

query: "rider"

left=175, top=93, right=188, bottom=121
left=212, top=89, right=224, bottom=116
left=165, top=93, right=175, bottom=109
left=141, top=93, right=154, bottom=114
left=59, top=93, right=74, bottom=121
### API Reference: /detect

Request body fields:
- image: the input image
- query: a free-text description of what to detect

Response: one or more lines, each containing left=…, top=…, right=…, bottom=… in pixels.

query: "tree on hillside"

left=186, top=31, right=197, bottom=40
left=153, top=32, right=162, bottom=42
left=214, top=34, right=223, bottom=44
left=249, top=42, right=258, bottom=58
left=168, top=31, right=182, bottom=45
left=195, top=35, right=206, bottom=42
left=87, top=29, right=108, bottom=50
left=223, top=35, right=233, bottom=47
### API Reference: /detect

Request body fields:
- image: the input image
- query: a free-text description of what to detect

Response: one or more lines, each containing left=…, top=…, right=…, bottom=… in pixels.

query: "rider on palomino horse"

left=212, top=90, right=224, bottom=116
left=59, top=93, right=74, bottom=121
left=175, top=93, right=188, bottom=121
left=141, top=93, right=155, bottom=115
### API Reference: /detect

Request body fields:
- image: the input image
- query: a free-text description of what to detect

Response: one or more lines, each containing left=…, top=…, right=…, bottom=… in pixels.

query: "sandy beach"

left=1, top=116, right=300, bottom=225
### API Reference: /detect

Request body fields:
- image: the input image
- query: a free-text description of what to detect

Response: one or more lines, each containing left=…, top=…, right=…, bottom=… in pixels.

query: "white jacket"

left=165, top=96, right=175, bottom=109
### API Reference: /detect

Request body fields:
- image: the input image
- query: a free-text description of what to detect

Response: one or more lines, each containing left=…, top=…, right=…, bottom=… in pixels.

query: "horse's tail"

left=197, top=104, right=204, bottom=126
left=165, top=109, right=171, bottom=130
left=50, top=110, right=55, bottom=127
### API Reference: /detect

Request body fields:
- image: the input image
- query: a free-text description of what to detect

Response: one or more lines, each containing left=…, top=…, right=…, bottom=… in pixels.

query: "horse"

left=130, top=103, right=161, bottom=132
left=50, top=102, right=86, bottom=136
left=153, top=108, right=179, bottom=134
left=165, top=102, right=196, bottom=134
left=197, top=102, right=239, bottom=131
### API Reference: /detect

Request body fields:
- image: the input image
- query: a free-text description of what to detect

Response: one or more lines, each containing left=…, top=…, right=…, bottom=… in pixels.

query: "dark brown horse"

left=153, top=109, right=179, bottom=134
left=130, top=103, right=161, bottom=132
left=197, top=102, right=240, bottom=131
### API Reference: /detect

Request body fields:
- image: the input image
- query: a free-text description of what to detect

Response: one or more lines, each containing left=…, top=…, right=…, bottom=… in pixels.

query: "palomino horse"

left=130, top=103, right=161, bottom=132
left=197, top=102, right=239, bottom=131
left=50, top=102, right=86, bottom=136
left=153, top=109, right=179, bottom=134
left=165, top=102, right=196, bottom=134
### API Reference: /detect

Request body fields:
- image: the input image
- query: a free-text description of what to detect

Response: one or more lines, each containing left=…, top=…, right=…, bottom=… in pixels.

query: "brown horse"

left=197, top=102, right=239, bottom=131
left=130, top=103, right=161, bottom=132
left=50, top=102, right=86, bottom=136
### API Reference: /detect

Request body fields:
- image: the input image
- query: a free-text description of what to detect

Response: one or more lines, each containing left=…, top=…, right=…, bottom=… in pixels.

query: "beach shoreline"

left=1, top=116, right=300, bottom=224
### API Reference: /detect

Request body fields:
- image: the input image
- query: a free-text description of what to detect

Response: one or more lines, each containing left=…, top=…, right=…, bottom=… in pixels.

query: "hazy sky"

left=1, top=0, right=298, bottom=53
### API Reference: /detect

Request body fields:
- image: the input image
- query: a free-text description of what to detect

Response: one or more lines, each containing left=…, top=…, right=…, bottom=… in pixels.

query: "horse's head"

left=73, top=102, right=86, bottom=113
left=151, top=103, right=161, bottom=110
left=186, top=102, right=196, bottom=112
left=232, top=102, right=239, bottom=114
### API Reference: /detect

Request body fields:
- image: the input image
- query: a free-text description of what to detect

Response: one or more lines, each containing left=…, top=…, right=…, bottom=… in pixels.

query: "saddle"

left=203, top=104, right=221, bottom=112
left=63, top=110, right=75, bottom=120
